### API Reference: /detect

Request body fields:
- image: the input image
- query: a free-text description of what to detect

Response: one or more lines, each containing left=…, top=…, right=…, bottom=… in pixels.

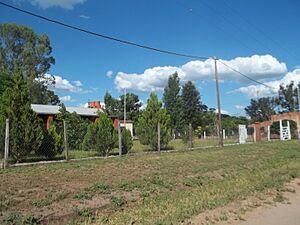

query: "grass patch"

left=0, top=141, right=299, bottom=225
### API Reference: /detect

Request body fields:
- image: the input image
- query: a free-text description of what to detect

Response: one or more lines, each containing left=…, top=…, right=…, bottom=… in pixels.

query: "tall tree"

left=181, top=81, right=203, bottom=129
left=104, top=91, right=120, bottom=116
left=245, top=97, right=276, bottom=122
left=163, top=72, right=184, bottom=137
left=0, top=23, right=59, bottom=104
left=0, top=72, right=44, bottom=161
left=104, top=91, right=142, bottom=122
left=118, top=92, right=142, bottom=122
left=277, top=81, right=300, bottom=112
left=136, top=92, right=171, bottom=150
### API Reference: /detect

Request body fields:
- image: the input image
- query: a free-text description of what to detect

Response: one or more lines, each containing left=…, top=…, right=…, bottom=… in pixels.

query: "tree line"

left=0, top=23, right=251, bottom=162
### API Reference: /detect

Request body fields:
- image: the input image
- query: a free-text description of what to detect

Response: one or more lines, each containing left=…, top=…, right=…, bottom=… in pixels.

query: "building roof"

left=31, top=104, right=103, bottom=117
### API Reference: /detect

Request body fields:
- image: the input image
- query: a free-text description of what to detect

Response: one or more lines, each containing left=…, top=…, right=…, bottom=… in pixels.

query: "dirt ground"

left=185, top=178, right=300, bottom=225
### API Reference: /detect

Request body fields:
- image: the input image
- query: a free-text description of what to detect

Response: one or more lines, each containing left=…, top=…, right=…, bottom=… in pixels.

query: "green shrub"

left=36, top=123, right=63, bottom=158
left=122, top=129, right=133, bottom=152
left=82, top=112, right=117, bottom=156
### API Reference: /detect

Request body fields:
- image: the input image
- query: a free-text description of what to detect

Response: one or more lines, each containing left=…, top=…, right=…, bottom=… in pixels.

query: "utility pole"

left=214, top=58, right=223, bottom=147
left=124, top=88, right=127, bottom=127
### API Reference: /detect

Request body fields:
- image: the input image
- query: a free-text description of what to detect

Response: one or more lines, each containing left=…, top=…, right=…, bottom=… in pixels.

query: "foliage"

left=136, top=92, right=171, bottom=150
left=104, top=91, right=119, bottom=116
left=0, top=23, right=59, bottom=105
left=36, top=123, right=63, bottom=158
left=181, top=81, right=206, bottom=129
left=0, top=72, right=43, bottom=161
left=122, top=128, right=133, bottom=152
left=163, top=72, right=184, bottom=137
left=276, top=81, right=300, bottom=112
left=118, top=93, right=142, bottom=122
left=82, top=112, right=117, bottom=156
left=245, top=97, right=276, bottom=122
left=104, top=91, right=142, bottom=125
left=55, top=104, right=90, bottom=150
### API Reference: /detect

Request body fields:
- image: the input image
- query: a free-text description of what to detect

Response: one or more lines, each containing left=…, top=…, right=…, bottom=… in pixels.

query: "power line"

left=217, top=59, right=278, bottom=90
left=174, top=0, right=256, bottom=53
left=0, top=1, right=209, bottom=60
left=220, top=0, right=300, bottom=63
left=198, top=0, right=284, bottom=56
left=0, top=1, right=278, bottom=91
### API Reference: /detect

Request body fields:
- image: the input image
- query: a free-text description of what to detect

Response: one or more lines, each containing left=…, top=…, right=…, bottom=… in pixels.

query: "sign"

left=239, top=125, right=247, bottom=144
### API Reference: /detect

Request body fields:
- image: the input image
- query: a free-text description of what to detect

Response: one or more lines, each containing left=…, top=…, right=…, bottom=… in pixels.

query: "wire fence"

left=1, top=117, right=297, bottom=168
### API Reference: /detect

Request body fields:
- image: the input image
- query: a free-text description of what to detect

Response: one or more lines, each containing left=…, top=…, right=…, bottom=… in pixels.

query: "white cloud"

left=79, top=14, right=90, bottom=19
left=215, top=109, right=229, bottom=115
left=114, top=55, right=287, bottom=92
left=60, top=95, right=73, bottom=102
left=45, top=74, right=83, bottom=92
left=73, top=80, right=82, bottom=87
left=232, top=69, right=300, bottom=98
left=235, top=105, right=245, bottom=110
left=29, top=0, right=86, bottom=9
left=106, top=70, right=113, bottom=78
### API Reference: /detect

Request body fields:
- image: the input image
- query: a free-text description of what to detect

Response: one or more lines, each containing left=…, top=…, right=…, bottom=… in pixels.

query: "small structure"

left=119, top=120, right=134, bottom=137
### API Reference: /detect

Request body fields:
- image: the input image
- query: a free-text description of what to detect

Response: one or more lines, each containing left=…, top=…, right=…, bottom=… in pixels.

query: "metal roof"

left=31, top=104, right=102, bottom=117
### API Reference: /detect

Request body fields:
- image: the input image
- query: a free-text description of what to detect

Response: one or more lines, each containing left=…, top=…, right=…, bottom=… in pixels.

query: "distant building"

left=31, top=101, right=118, bottom=129
left=119, top=120, right=134, bottom=137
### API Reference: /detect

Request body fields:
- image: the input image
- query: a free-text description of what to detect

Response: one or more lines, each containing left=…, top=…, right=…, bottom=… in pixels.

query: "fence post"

left=267, top=125, right=270, bottom=141
left=157, top=122, right=161, bottom=152
left=189, top=123, right=192, bottom=149
left=118, top=121, right=122, bottom=156
left=3, top=119, right=9, bottom=169
left=63, top=120, right=69, bottom=161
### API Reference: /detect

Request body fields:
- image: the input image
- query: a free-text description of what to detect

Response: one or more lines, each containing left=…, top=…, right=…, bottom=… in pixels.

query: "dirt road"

left=238, top=180, right=300, bottom=225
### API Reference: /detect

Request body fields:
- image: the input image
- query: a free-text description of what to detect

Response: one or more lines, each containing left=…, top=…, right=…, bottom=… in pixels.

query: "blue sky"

left=1, top=0, right=300, bottom=115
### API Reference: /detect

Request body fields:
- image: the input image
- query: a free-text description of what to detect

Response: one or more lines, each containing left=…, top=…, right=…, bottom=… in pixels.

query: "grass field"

left=0, top=140, right=299, bottom=225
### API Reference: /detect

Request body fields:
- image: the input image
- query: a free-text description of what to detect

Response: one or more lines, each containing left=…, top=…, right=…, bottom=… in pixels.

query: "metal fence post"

left=118, top=121, right=122, bottom=156
left=3, top=119, right=9, bottom=169
left=63, top=120, right=69, bottom=161
left=157, top=122, right=161, bottom=152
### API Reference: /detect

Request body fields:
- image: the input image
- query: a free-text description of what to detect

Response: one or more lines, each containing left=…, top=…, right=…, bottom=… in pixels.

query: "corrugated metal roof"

left=31, top=104, right=102, bottom=117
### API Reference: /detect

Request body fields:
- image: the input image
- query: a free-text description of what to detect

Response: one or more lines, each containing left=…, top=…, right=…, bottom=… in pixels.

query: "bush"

left=122, top=129, right=133, bottom=153
left=82, top=112, right=117, bottom=156
left=36, top=123, right=63, bottom=158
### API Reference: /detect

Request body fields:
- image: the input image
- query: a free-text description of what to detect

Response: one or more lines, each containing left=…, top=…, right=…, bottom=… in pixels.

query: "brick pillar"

left=46, top=115, right=53, bottom=130
left=254, top=122, right=261, bottom=142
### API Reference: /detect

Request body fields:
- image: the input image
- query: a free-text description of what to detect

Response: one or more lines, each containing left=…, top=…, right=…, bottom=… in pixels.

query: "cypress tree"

left=136, top=92, right=171, bottom=150
left=0, top=72, right=43, bottom=161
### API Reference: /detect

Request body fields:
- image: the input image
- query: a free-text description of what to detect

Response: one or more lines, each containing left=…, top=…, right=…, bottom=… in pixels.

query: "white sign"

left=280, top=120, right=291, bottom=141
left=239, top=125, right=247, bottom=144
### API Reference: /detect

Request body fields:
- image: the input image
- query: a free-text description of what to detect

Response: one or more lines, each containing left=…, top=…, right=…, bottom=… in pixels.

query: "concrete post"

left=267, top=125, right=270, bottom=141
left=3, top=119, right=9, bottom=169
left=203, top=131, right=206, bottom=140
left=280, top=120, right=283, bottom=140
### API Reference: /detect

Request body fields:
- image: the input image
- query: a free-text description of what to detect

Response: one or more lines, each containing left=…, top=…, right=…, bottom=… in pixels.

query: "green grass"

left=0, top=141, right=299, bottom=225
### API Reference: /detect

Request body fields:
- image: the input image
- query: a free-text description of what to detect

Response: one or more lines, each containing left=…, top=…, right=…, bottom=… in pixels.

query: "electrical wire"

left=0, top=1, right=279, bottom=91
left=217, top=59, right=278, bottom=90
left=0, top=1, right=209, bottom=60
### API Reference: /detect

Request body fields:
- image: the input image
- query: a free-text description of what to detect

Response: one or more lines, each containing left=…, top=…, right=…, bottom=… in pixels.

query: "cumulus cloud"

left=44, top=74, right=83, bottom=92
left=77, top=103, right=89, bottom=108
left=29, top=0, right=86, bottom=9
left=106, top=70, right=113, bottom=78
left=60, top=95, right=73, bottom=102
left=232, top=69, right=300, bottom=98
left=114, top=55, right=287, bottom=92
